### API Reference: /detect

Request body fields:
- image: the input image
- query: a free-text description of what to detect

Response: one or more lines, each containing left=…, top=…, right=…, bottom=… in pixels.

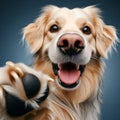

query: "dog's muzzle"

left=52, top=63, right=85, bottom=90
left=52, top=33, right=86, bottom=90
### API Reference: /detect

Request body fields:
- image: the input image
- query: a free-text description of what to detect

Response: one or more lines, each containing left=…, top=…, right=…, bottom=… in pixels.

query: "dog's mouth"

left=52, top=62, right=85, bottom=90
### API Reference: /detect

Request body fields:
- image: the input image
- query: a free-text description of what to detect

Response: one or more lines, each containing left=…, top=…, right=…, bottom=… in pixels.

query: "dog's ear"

left=23, top=22, right=43, bottom=54
left=23, top=5, right=58, bottom=54
left=83, top=6, right=117, bottom=58
left=95, top=18, right=117, bottom=58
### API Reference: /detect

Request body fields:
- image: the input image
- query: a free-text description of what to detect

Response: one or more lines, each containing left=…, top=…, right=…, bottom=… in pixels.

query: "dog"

left=0, top=5, right=117, bottom=120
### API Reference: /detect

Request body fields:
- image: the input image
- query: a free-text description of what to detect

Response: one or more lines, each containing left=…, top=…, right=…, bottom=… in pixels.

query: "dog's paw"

left=0, top=61, right=53, bottom=117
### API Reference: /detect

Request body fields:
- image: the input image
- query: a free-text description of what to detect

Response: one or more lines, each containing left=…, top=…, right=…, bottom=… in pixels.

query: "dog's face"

left=23, top=5, right=117, bottom=102
left=46, top=7, right=95, bottom=90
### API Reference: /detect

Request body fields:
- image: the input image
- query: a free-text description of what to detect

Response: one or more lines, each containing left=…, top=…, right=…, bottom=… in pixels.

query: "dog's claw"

left=6, top=61, right=24, bottom=77
left=10, top=71, right=19, bottom=83
left=48, top=78, right=54, bottom=82
left=6, top=61, right=14, bottom=68
left=0, top=62, right=51, bottom=117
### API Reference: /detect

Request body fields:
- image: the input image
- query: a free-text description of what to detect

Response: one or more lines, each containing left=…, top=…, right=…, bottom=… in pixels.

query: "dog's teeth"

left=58, top=64, right=62, bottom=70
left=76, top=65, right=79, bottom=70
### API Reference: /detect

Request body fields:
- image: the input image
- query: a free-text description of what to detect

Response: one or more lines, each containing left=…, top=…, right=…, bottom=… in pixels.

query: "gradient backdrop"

left=0, top=0, right=120, bottom=120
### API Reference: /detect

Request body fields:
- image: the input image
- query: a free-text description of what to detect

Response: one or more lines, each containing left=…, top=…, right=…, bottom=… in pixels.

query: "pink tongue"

left=58, top=69, right=80, bottom=85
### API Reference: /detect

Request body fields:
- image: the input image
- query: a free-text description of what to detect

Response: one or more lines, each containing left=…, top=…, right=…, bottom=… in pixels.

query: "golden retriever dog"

left=0, top=5, right=117, bottom=120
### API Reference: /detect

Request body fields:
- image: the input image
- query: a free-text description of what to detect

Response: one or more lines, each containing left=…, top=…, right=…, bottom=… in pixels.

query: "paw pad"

left=5, top=73, right=49, bottom=116
left=5, top=92, right=34, bottom=116
left=22, top=73, right=40, bottom=99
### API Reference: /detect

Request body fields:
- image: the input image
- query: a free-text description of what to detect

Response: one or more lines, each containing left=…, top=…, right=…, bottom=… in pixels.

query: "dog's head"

left=23, top=5, right=117, bottom=101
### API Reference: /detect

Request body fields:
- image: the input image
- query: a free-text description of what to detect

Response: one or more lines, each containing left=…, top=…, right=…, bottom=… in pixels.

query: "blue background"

left=0, top=0, right=120, bottom=120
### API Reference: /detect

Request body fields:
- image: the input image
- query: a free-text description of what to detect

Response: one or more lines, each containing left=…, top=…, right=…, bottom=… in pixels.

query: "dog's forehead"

left=50, top=7, right=89, bottom=20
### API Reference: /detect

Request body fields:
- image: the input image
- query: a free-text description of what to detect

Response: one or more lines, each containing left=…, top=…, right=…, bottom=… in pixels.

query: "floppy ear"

left=23, top=5, right=58, bottom=54
left=95, top=18, right=117, bottom=58
left=23, top=22, right=43, bottom=53
left=83, top=6, right=117, bottom=58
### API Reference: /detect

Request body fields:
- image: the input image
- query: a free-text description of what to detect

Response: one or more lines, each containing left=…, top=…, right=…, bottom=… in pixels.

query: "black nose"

left=57, top=33, right=85, bottom=56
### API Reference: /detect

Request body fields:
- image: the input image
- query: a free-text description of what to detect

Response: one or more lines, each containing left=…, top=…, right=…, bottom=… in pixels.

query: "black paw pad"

left=5, top=87, right=49, bottom=116
left=5, top=73, right=49, bottom=117
left=22, top=73, right=41, bottom=99
left=5, top=92, right=34, bottom=116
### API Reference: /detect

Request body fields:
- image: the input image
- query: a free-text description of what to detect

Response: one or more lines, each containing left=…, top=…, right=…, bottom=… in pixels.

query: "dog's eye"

left=82, top=26, right=91, bottom=35
left=50, top=24, right=59, bottom=33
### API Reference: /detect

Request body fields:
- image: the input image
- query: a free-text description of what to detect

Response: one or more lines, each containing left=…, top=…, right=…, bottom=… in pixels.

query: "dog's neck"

left=34, top=56, right=103, bottom=120
left=48, top=83, right=101, bottom=120
left=48, top=60, right=103, bottom=120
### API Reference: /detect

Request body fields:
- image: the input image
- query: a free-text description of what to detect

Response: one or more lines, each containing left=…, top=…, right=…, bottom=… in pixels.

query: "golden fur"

left=0, top=5, right=117, bottom=120
left=23, top=5, right=117, bottom=120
